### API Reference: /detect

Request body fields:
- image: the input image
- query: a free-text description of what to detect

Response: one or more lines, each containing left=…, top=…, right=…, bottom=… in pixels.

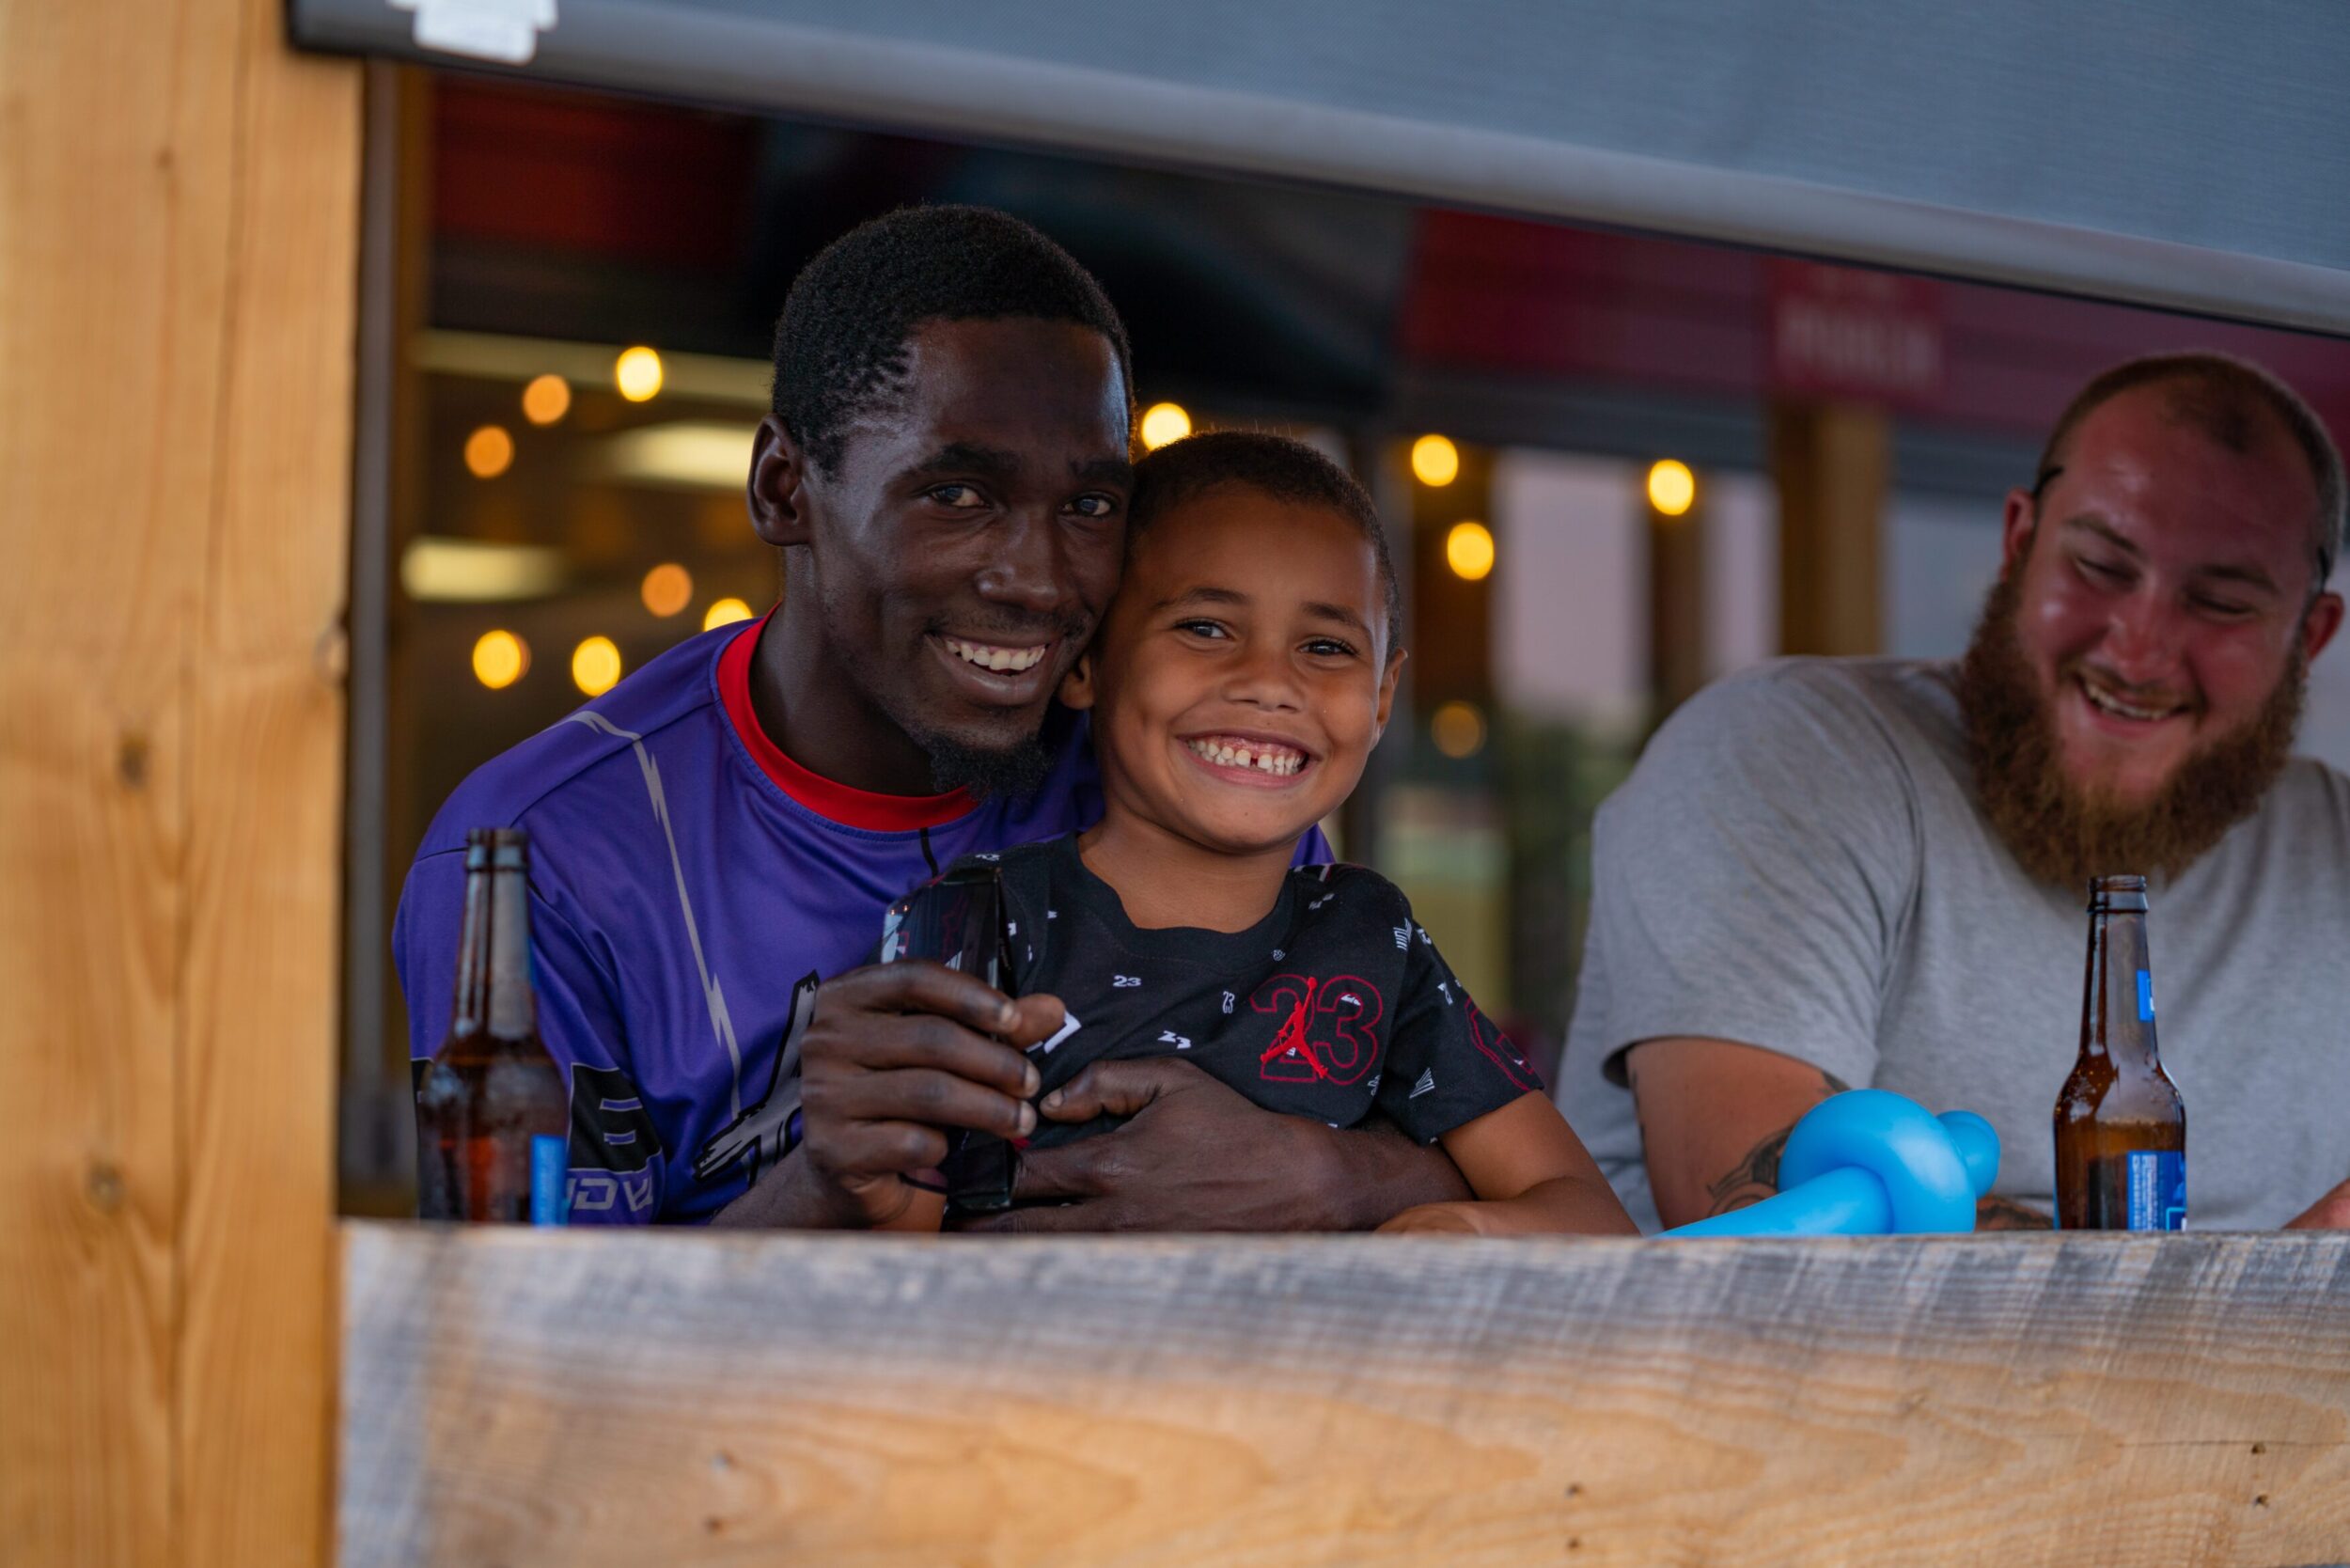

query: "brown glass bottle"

left=2052, top=875, right=2186, bottom=1231
left=415, top=828, right=571, bottom=1224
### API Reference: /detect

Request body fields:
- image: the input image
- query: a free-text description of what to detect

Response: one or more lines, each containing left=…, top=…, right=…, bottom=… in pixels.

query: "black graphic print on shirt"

left=927, top=836, right=1539, bottom=1150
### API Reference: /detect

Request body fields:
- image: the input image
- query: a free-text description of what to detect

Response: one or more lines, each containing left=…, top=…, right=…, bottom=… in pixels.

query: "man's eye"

left=2192, top=595, right=2255, bottom=619
left=2077, top=557, right=2129, bottom=586
left=1068, top=494, right=1120, bottom=520
left=928, top=484, right=985, bottom=510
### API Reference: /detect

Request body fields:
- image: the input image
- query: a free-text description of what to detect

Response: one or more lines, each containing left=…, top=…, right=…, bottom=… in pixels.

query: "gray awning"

left=291, top=0, right=2350, bottom=335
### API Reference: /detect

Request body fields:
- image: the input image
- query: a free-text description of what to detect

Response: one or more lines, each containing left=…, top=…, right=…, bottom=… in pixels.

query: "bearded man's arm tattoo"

left=1702, top=1069, right=1851, bottom=1217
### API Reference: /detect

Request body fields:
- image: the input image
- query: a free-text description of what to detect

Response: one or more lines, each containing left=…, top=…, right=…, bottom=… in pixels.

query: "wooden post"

left=1771, top=401, right=1889, bottom=656
left=1646, top=494, right=1706, bottom=717
left=0, top=1, right=360, bottom=1563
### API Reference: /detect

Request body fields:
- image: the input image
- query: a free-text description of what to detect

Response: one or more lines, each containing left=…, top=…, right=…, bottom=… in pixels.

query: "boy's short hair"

left=1128, top=431, right=1404, bottom=652
left=771, top=205, right=1135, bottom=477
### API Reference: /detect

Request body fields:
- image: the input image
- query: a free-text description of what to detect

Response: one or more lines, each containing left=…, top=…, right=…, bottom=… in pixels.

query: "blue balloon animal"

left=1664, top=1089, right=1999, bottom=1237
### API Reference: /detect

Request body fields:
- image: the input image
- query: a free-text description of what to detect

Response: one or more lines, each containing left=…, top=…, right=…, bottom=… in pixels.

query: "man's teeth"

left=2080, top=679, right=2180, bottom=722
left=1186, top=737, right=1308, bottom=776
left=945, top=637, right=1046, bottom=674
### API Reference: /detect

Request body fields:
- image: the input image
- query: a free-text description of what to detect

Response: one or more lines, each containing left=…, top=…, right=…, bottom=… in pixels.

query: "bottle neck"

left=448, top=863, right=537, bottom=1042
left=2082, top=908, right=2161, bottom=1067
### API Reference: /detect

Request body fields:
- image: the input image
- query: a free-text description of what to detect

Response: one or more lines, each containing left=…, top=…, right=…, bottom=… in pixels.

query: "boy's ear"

left=1059, top=646, right=1099, bottom=711
left=747, top=415, right=814, bottom=549
left=1371, top=647, right=1406, bottom=738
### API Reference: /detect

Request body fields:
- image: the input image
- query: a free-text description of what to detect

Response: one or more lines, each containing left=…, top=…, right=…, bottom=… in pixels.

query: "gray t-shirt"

left=1559, top=656, right=2350, bottom=1232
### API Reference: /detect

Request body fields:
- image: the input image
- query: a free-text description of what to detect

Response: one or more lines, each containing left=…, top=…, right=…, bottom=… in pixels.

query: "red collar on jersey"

left=717, top=613, right=978, bottom=833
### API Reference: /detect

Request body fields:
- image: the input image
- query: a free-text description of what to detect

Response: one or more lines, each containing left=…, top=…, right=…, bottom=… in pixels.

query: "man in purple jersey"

left=396, top=206, right=1468, bottom=1228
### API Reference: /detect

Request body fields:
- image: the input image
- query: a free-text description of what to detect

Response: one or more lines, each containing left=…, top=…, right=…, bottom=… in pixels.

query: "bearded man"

left=1559, top=351, right=2350, bottom=1231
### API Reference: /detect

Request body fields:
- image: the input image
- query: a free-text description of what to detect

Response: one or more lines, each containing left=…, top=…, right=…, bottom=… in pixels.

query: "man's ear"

left=1371, top=648, right=1407, bottom=738
left=1998, top=486, right=2039, bottom=578
left=1058, top=647, right=1099, bottom=711
left=747, top=415, right=814, bottom=549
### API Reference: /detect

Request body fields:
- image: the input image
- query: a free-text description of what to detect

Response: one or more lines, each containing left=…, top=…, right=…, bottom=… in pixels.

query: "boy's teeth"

left=1186, top=737, right=1307, bottom=776
left=945, top=637, right=1046, bottom=673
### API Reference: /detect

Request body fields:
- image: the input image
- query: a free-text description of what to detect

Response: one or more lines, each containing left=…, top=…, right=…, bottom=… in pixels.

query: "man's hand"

left=712, top=962, right=1060, bottom=1230
left=953, top=1058, right=1470, bottom=1233
left=2285, top=1178, right=2350, bottom=1229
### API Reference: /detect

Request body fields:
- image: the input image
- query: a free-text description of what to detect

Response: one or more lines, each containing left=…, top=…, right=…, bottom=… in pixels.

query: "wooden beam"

left=1771, top=400, right=1889, bottom=656
left=341, top=1224, right=2350, bottom=1568
left=0, top=0, right=358, bottom=1562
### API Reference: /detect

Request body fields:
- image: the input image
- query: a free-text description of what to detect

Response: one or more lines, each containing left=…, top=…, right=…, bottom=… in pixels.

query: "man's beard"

left=910, top=723, right=1058, bottom=801
left=1956, top=570, right=2305, bottom=889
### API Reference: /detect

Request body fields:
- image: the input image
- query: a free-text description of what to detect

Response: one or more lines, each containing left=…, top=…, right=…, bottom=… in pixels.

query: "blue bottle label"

left=2125, top=1150, right=2185, bottom=1231
left=530, top=1134, right=570, bottom=1226
left=2137, top=970, right=2154, bottom=1021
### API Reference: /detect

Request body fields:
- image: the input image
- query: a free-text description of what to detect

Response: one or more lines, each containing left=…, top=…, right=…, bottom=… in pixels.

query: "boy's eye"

left=1304, top=636, right=1359, bottom=658
left=927, top=484, right=986, bottom=510
left=1173, top=618, right=1230, bottom=639
left=2191, top=594, right=2254, bottom=619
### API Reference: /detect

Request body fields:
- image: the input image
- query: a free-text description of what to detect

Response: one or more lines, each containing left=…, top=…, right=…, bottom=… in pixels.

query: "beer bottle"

left=2052, top=874, right=2186, bottom=1231
left=415, top=828, right=571, bottom=1224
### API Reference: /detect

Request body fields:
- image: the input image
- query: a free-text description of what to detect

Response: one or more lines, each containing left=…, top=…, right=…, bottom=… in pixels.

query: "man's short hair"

left=771, top=205, right=1134, bottom=476
left=1129, top=430, right=1404, bottom=652
left=2032, top=351, right=2345, bottom=589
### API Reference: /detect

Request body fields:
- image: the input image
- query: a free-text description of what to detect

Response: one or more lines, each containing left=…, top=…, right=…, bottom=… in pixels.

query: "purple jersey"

left=395, top=614, right=1326, bottom=1224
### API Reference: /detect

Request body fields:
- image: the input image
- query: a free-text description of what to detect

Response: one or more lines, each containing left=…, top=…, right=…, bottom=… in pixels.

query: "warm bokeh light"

left=462, top=424, right=514, bottom=479
left=1411, top=433, right=1460, bottom=487
left=470, top=629, right=527, bottom=689
left=1647, top=458, right=1697, bottom=517
left=1445, top=520, right=1496, bottom=581
left=640, top=562, right=693, bottom=618
left=614, top=345, right=665, bottom=402
left=703, top=596, right=755, bottom=632
left=521, top=373, right=572, bottom=426
left=572, top=635, right=622, bottom=697
left=1139, top=401, right=1192, bottom=449
left=1430, top=700, right=1487, bottom=760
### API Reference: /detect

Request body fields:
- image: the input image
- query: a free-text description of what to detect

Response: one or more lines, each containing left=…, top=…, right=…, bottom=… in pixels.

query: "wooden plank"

left=176, top=1, right=358, bottom=1565
left=0, top=0, right=357, bottom=1561
left=339, top=1224, right=2350, bottom=1568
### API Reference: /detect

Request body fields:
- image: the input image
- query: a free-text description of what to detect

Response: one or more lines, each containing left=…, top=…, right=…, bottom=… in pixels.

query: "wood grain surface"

left=340, top=1224, right=2350, bottom=1568
left=0, top=0, right=357, bottom=1562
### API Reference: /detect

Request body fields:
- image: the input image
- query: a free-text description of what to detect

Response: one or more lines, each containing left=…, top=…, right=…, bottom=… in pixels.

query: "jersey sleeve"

left=1373, top=919, right=1543, bottom=1144
left=394, top=847, right=669, bottom=1225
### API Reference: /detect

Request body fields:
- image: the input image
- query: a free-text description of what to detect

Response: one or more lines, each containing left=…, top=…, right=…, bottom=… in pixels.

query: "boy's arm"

left=1379, top=1093, right=1638, bottom=1235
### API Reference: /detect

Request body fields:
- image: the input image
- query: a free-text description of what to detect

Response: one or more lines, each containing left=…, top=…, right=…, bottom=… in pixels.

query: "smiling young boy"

left=887, top=431, right=1637, bottom=1235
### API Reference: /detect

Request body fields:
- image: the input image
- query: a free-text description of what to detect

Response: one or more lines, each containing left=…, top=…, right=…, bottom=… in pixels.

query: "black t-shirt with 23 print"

left=919, top=834, right=1542, bottom=1151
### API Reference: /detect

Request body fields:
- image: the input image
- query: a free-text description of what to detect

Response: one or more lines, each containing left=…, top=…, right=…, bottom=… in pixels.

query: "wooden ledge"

left=337, top=1220, right=2350, bottom=1567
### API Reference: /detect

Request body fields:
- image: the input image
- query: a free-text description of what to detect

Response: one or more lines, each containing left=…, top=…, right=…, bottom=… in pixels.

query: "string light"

left=1648, top=459, right=1697, bottom=517
left=1431, top=700, right=1487, bottom=759
left=640, top=562, right=693, bottom=618
left=521, top=374, right=571, bottom=426
left=614, top=346, right=664, bottom=403
left=1446, top=520, right=1496, bottom=581
left=471, top=629, right=527, bottom=689
left=463, top=425, right=514, bottom=479
left=1140, top=401, right=1192, bottom=449
left=1411, top=433, right=1460, bottom=487
left=572, top=635, right=622, bottom=697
